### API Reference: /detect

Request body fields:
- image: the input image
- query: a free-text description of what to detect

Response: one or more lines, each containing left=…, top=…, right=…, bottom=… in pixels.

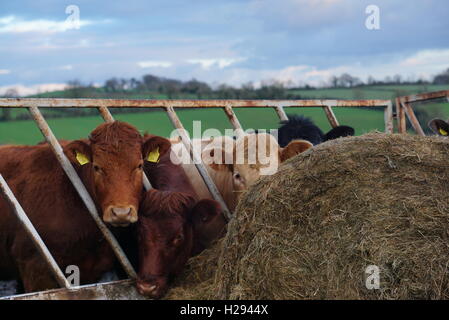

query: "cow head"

left=64, top=121, right=171, bottom=226
left=136, top=190, right=224, bottom=299
left=204, top=133, right=312, bottom=200
left=429, top=119, right=449, bottom=136
left=136, top=189, right=196, bottom=299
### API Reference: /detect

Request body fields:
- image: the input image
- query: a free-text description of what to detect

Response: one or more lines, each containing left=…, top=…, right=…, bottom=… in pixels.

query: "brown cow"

left=0, top=121, right=171, bottom=292
left=135, top=145, right=225, bottom=299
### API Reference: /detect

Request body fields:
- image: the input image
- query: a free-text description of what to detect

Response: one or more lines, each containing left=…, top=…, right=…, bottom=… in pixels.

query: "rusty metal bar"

left=223, top=105, right=244, bottom=139
left=323, top=105, right=340, bottom=128
left=402, top=102, right=425, bottom=136
left=400, top=90, right=449, bottom=103
left=164, top=106, right=232, bottom=221
left=1, top=279, right=145, bottom=300
left=274, top=105, right=289, bottom=121
left=98, top=106, right=114, bottom=122
left=97, top=106, right=152, bottom=191
left=0, top=174, right=71, bottom=289
left=27, top=106, right=137, bottom=279
left=396, top=98, right=406, bottom=134
left=384, top=101, right=394, bottom=134
left=0, top=98, right=392, bottom=109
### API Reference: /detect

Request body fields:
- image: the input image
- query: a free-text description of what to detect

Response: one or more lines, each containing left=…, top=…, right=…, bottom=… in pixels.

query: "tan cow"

left=172, top=133, right=312, bottom=211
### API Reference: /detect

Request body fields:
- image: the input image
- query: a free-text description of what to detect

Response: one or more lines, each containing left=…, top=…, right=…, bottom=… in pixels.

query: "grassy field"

left=0, top=84, right=447, bottom=145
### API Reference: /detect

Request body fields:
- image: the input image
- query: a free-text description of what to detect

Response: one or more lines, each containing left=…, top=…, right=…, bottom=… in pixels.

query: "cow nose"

left=136, top=282, right=164, bottom=299
left=112, top=207, right=131, bottom=219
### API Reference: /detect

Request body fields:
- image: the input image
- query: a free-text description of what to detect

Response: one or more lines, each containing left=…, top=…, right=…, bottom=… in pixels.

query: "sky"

left=0, top=0, right=448, bottom=95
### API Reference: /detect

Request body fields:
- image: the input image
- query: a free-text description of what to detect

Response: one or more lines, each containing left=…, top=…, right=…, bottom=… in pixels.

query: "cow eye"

left=93, top=165, right=101, bottom=172
left=233, top=172, right=241, bottom=180
left=137, top=163, right=143, bottom=170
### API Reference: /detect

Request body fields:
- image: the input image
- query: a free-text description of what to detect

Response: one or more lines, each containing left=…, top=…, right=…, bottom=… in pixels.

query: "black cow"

left=277, top=115, right=355, bottom=147
left=428, top=118, right=449, bottom=136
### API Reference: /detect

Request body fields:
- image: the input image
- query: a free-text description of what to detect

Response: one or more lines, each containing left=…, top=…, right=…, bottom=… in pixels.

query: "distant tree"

left=367, top=75, right=376, bottom=85
left=393, top=74, right=402, bottom=84
left=338, top=73, right=362, bottom=87
left=330, top=75, right=339, bottom=88
left=433, top=68, right=449, bottom=84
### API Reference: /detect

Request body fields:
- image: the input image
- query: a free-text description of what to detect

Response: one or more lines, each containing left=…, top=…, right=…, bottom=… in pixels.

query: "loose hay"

left=168, top=133, right=449, bottom=300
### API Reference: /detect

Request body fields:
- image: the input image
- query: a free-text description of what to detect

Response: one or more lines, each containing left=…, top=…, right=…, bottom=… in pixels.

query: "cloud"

left=189, top=48, right=449, bottom=88
left=0, top=69, right=11, bottom=75
left=0, top=83, right=67, bottom=96
left=187, top=58, right=245, bottom=70
left=0, top=15, right=108, bottom=34
left=59, top=65, right=73, bottom=70
left=138, top=61, right=173, bottom=68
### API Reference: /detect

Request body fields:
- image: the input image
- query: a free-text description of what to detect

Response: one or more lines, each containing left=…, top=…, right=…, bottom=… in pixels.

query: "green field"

left=0, top=84, right=448, bottom=145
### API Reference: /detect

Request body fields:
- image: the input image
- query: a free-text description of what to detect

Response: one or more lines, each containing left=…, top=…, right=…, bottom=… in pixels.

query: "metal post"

left=97, top=106, right=152, bottom=191
left=0, top=175, right=71, bottom=289
left=164, top=106, right=232, bottom=221
left=384, top=101, right=394, bottom=134
left=28, top=106, right=137, bottom=279
left=223, top=105, right=244, bottom=139
left=396, top=98, right=406, bottom=134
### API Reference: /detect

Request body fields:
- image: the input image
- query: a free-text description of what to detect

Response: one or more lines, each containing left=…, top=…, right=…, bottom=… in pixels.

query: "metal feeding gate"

left=395, top=89, right=449, bottom=135
left=0, top=98, right=393, bottom=300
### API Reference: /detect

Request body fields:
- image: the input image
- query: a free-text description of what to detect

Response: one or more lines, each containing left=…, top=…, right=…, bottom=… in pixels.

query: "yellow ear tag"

left=76, top=151, right=90, bottom=165
left=147, top=147, right=160, bottom=163
left=439, top=128, right=448, bottom=136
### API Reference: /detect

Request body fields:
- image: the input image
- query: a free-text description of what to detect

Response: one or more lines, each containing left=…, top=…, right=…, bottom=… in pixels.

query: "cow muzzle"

left=136, top=276, right=168, bottom=299
left=104, top=205, right=138, bottom=226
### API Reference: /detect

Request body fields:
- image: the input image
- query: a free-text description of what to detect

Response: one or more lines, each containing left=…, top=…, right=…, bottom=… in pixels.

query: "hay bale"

left=216, top=133, right=449, bottom=299
left=168, top=133, right=449, bottom=300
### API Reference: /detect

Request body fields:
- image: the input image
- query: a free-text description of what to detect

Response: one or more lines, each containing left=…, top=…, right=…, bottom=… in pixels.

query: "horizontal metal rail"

left=0, top=175, right=71, bottom=289
left=0, top=98, right=392, bottom=108
left=0, top=279, right=145, bottom=300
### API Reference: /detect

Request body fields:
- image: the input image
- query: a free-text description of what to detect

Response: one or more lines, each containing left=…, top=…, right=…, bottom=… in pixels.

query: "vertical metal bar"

left=402, top=102, right=425, bottom=136
left=323, top=105, right=340, bottom=128
left=274, top=105, right=289, bottom=121
left=97, top=106, right=152, bottom=191
left=223, top=105, right=244, bottom=139
left=384, top=101, right=394, bottom=134
left=396, top=98, right=406, bottom=134
left=28, top=106, right=137, bottom=279
left=164, top=106, right=232, bottom=221
left=0, top=175, right=71, bottom=289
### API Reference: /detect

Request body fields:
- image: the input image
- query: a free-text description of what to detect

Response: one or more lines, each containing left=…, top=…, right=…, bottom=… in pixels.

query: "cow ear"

left=143, top=135, right=171, bottom=163
left=201, top=146, right=233, bottom=172
left=428, top=119, right=449, bottom=136
left=190, top=199, right=222, bottom=224
left=64, top=140, right=92, bottom=167
left=279, top=139, right=313, bottom=162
